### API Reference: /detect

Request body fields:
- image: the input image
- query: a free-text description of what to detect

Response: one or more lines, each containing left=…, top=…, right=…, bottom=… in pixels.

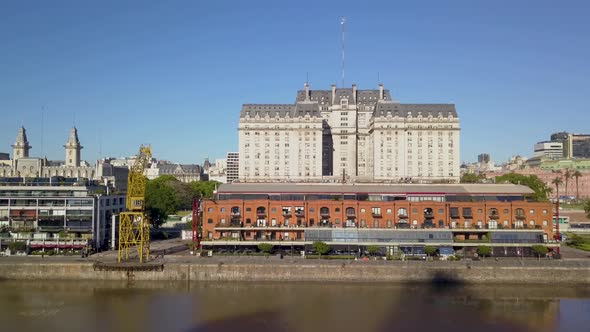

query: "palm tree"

left=563, top=169, right=572, bottom=200
left=552, top=177, right=563, bottom=202
left=573, top=170, right=582, bottom=201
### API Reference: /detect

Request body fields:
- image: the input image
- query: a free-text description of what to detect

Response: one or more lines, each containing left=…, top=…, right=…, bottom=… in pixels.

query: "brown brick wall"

left=201, top=198, right=554, bottom=240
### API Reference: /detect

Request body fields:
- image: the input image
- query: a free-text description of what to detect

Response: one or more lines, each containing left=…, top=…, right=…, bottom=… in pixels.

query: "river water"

left=0, top=280, right=588, bottom=332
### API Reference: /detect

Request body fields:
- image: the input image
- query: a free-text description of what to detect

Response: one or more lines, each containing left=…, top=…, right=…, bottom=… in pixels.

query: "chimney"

left=304, top=82, right=310, bottom=101
left=331, top=84, right=336, bottom=104
left=379, top=83, right=384, bottom=100
left=352, top=84, right=357, bottom=103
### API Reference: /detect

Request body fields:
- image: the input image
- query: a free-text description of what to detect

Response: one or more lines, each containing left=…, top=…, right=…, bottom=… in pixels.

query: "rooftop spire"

left=65, top=127, right=81, bottom=147
left=12, top=126, right=32, bottom=159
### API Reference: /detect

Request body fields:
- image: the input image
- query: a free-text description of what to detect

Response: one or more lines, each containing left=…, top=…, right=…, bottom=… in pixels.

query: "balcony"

left=282, top=210, right=292, bottom=217
left=320, top=211, right=330, bottom=217
left=256, top=210, right=266, bottom=217
left=396, top=222, right=410, bottom=229
left=372, top=211, right=382, bottom=217
left=515, top=214, right=526, bottom=220
left=230, top=211, right=241, bottom=217
left=423, top=212, right=434, bottom=219
left=398, top=213, right=408, bottom=219
left=295, top=210, right=305, bottom=217
left=489, top=211, right=500, bottom=219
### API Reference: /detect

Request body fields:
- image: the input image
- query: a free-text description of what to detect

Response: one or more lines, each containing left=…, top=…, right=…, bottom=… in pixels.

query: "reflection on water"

left=0, top=280, right=589, bottom=332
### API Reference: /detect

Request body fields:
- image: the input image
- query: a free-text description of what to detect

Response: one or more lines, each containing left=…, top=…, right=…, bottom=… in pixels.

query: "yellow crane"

left=118, top=145, right=152, bottom=263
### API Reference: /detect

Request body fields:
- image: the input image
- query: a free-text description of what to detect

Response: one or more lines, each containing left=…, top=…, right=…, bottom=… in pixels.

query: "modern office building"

left=0, top=177, right=125, bottom=251
left=200, top=183, right=555, bottom=256
left=238, top=83, right=460, bottom=183
left=550, top=132, right=590, bottom=159
left=226, top=152, right=239, bottom=183
left=534, top=141, right=564, bottom=159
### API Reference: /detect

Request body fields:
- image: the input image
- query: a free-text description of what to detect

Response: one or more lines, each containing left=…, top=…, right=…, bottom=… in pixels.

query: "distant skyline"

left=1, top=0, right=589, bottom=164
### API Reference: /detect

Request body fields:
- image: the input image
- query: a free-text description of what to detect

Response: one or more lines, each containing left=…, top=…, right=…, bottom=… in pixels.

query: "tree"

left=573, top=170, right=582, bottom=201
left=190, top=181, right=220, bottom=199
left=367, top=245, right=380, bottom=257
left=424, top=246, right=437, bottom=258
left=476, top=246, right=492, bottom=258
left=461, top=173, right=485, bottom=183
left=145, top=176, right=182, bottom=228
left=8, top=241, right=26, bottom=254
left=531, top=245, right=549, bottom=260
left=495, top=173, right=551, bottom=202
left=257, top=243, right=273, bottom=255
left=552, top=177, right=563, bottom=202
left=564, top=169, right=572, bottom=199
left=312, top=241, right=330, bottom=258
left=584, top=200, right=590, bottom=219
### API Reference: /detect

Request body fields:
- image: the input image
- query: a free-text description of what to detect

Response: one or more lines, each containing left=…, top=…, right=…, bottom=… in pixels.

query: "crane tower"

left=118, top=145, right=152, bottom=263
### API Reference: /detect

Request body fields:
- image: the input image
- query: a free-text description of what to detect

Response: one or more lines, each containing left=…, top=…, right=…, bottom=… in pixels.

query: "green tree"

left=495, top=173, right=552, bottom=202
left=367, top=245, right=380, bottom=257
left=424, top=246, right=437, bottom=257
left=573, top=170, right=582, bottom=201
left=190, top=181, right=220, bottom=199
left=257, top=243, right=273, bottom=255
left=531, top=245, right=549, bottom=260
left=476, top=246, right=492, bottom=258
left=461, top=173, right=485, bottom=183
left=584, top=200, right=590, bottom=219
left=552, top=177, right=563, bottom=203
left=312, top=241, right=330, bottom=258
left=145, top=175, right=182, bottom=228
left=8, top=241, right=26, bottom=254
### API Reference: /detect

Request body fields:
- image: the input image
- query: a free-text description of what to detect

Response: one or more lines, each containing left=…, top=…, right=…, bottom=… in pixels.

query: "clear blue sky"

left=1, top=0, right=589, bottom=165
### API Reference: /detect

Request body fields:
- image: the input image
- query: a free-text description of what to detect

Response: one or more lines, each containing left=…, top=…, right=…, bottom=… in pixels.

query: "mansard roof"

left=240, top=103, right=321, bottom=119
left=373, top=103, right=457, bottom=118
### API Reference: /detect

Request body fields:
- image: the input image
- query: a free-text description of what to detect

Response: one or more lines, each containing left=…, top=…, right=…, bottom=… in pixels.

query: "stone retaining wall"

left=0, top=262, right=589, bottom=285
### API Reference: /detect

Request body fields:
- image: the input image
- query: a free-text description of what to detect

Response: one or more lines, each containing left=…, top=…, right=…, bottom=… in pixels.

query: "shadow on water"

left=185, top=270, right=546, bottom=332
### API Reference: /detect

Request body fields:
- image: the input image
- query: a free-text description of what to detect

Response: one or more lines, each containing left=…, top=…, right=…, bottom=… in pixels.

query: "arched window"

left=256, top=207, right=266, bottom=216
left=424, top=208, right=433, bottom=218
left=345, top=207, right=355, bottom=216
left=398, top=208, right=408, bottom=217
left=320, top=207, right=329, bottom=216
left=231, top=206, right=240, bottom=215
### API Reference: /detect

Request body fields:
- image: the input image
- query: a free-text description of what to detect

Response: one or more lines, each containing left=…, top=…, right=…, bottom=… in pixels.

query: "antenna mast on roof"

left=341, top=16, right=346, bottom=88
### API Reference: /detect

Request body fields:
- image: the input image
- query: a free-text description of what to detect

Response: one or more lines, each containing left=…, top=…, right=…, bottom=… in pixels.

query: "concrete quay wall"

left=0, top=261, right=589, bottom=285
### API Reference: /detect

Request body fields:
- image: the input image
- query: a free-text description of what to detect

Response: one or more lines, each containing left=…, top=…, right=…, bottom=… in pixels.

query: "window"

left=387, top=220, right=392, bottom=228
left=503, top=209, right=509, bottom=214
left=371, top=207, right=381, bottom=215
left=360, top=208, right=366, bottom=213
left=543, top=220, right=548, bottom=226
left=246, top=208, right=251, bottom=212
left=542, top=209, right=548, bottom=214
left=438, top=209, right=444, bottom=214
left=530, top=209, right=535, bottom=214
left=221, top=207, right=226, bottom=212
left=386, top=208, right=392, bottom=214
left=207, top=219, right=213, bottom=224
left=335, top=207, right=340, bottom=212
left=309, top=207, right=315, bottom=212
left=373, top=220, right=379, bottom=228
left=208, top=207, right=213, bottom=212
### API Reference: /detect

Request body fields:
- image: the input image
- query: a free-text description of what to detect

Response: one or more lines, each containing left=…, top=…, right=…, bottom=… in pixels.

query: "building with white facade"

left=238, top=83, right=460, bottom=183
left=0, top=127, right=129, bottom=191
left=534, top=141, right=564, bottom=160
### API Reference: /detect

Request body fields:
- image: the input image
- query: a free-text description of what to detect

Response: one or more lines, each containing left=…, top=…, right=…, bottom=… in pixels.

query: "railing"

left=282, top=211, right=291, bottom=216
left=424, top=212, right=434, bottom=219
left=295, top=210, right=305, bottom=217
left=230, top=211, right=241, bottom=217
left=256, top=211, right=266, bottom=217
left=398, top=214, right=408, bottom=219
left=515, top=214, right=526, bottom=220
left=320, top=211, right=330, bottom=217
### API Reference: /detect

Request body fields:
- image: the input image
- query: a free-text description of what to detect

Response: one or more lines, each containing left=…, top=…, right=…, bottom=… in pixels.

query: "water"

left=0, top=280, right=589, bottom=332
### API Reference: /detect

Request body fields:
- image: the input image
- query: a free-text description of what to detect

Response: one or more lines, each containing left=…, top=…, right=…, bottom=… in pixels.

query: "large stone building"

left=238, top=83, right=460, bottom=183
left=0, top=127, right=128, bottom=191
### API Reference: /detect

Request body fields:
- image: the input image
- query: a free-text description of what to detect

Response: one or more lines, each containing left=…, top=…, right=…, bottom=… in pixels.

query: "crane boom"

left=118, top=145, right=152, bottom=263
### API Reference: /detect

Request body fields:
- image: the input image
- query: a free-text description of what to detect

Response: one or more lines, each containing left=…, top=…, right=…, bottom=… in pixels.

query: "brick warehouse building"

left=200, top=183, right=556, bottom=257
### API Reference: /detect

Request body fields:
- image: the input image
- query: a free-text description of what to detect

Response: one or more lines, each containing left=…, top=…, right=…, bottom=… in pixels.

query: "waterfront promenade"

left=1, top=254, right=589, bottom=285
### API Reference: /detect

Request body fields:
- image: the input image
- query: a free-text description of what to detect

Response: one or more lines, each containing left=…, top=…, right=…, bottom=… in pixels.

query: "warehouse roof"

left=216, top=183, right=534, bottom=195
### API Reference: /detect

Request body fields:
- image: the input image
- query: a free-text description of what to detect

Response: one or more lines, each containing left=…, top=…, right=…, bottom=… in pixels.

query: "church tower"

left=64, top=127, right=83, bottom=167
left=12, top=126, right=31, bottom=159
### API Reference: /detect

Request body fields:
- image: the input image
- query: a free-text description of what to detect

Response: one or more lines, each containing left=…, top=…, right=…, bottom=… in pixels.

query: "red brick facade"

left=202, top=199, right=553, bottom=241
